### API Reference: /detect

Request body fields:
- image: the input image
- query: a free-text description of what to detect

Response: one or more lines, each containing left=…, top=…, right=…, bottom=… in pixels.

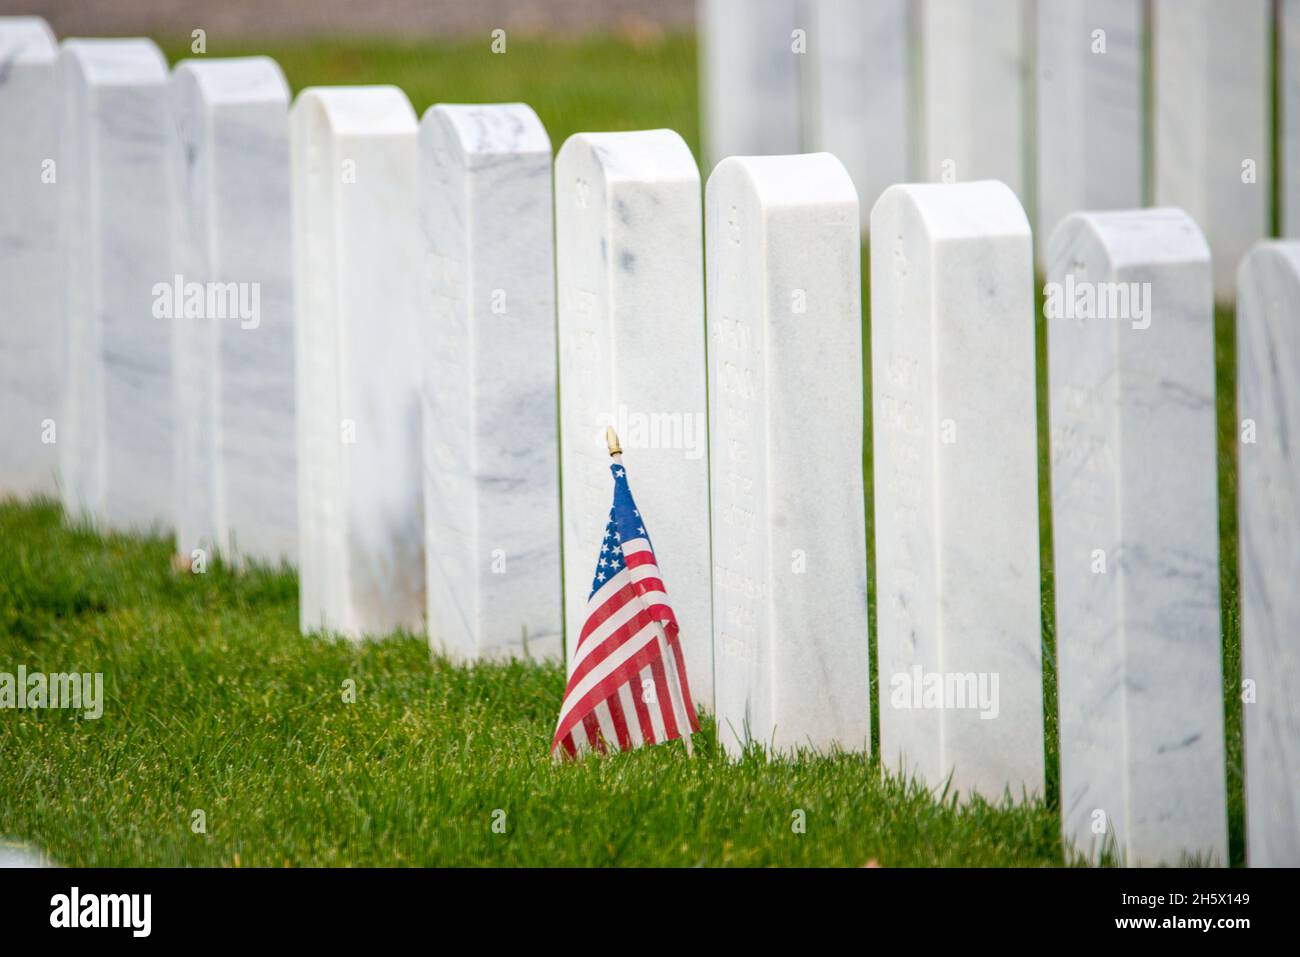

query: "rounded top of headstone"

left=707, top=152, right=857, bottom=210
left=291, top=85, right=417, bottom=135
left=870, top=180, right=1029, bottom=242
left=0, top=16, right=56, bottom=62
left=1047, top=207, right=1210, bottom=275
left=556, top=129, right=699, bottom=186
left=423, top=103, right=551, bottom=160
left=172, top=56, right=289, bottom=106
left=60, top=37, right=168, bottom=85
left=1238, top=238, right=1300, bottom=291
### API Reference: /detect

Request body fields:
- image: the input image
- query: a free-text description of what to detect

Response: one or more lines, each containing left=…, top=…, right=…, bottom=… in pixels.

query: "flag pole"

left=605, top=427, right=695, bottom=759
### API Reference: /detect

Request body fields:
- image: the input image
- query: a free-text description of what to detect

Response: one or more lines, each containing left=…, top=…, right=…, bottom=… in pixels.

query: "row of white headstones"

left=0, top=15, right=1294, bottom=868
left=702, top=0, right=1298, bottom=300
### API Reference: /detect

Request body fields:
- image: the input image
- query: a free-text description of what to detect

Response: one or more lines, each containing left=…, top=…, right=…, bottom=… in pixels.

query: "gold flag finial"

left=605, top=426, right=622, bottom=458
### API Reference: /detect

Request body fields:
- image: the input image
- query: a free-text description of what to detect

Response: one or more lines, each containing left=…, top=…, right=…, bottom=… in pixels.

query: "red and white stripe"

left=551, top=537, right=698, bottom=757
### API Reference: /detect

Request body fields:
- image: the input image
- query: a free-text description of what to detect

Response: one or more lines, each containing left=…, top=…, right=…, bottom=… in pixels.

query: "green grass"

left=0, top=33, right=1246, bottom=866
left=162, top=32, right=703, bottom=159
left=0, top=502, right=1066, bottom=866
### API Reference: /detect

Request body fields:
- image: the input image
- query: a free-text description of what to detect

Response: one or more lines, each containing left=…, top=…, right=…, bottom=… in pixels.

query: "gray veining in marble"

left=60, top=38, right=174, bottom=534
left=555, top=129, right=713, bottom=710
left=0, top=18, right=60, bottom=500
left=707, top=152, right=870, bottom=757
left=418, top=103, right=561, bottom=662
left=872, top=180, right=1044, bottom=804
left=1048, top=207, right=1227, bottom=866
left=291, top=86, right=424, bottom=638
left=170, top=57, right=296, bottom=569
left=1237, top=240, right=1300, bottom=867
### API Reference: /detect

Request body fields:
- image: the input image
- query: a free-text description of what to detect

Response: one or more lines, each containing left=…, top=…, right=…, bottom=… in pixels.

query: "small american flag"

left=551, top=460, right=698, bottom=758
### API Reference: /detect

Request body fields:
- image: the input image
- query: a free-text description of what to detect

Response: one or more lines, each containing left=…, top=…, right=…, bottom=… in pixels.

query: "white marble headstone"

left=1153, top=0, right=1270, bottom=302
left=1284, top=0, right=1300, bottom=240
left=291, top=86, right=424, bottom=638
left=1047, top=208, right=1226, bottom=866
left=418, top=103, right=562, bottom=662
left=170, top=57, right=296, bottom=569
left=920, top=0, right=1030, bottom=208
left=555, top=129, right=712, bottom=710
left=1035, top=0, right=1143, bottom=261
left=698, top=0, right=803, bottom=168
left=0, top=18, right=60, bottom=500
left=806, top=0, right=910, bottom=231
left=871, top=180, right=1044, bottom=803
left=707, top=153, right=869, bottom=757
left=1237, top=240, right=1300, bottom=867
left=60, top=39, right=174, bottom=534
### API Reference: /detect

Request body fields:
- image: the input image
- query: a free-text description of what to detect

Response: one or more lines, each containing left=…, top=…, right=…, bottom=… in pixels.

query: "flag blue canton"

left=553, top=453, right=698, bottom=757
left=589, top=464, right=652, bottom=599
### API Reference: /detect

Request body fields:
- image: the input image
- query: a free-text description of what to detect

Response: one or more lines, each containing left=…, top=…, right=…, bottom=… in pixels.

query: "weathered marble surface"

left=1153, top=0, right=1270, bottom=301
left=698, top=0, right=802, bottom=168
left=1285, top=1, right=1300, bottom=240
left=1047, top=208, right=1226, bottom=866
left=1035, top=0, right=1143, bottom=260
left=1237, top=240, right=1300, bottom=867
left=555, top=129, right=712, bottom=710
left=920, top=0, right=1029, bottom=207
left=418, top=103, right=561, bottom=662
left=807, top=0, right=910, bottom=231
left=871, top=181, right=1043, bottom=803
left=60, top=38, right=174, bottom=534
left=170, top=57, right=296, bottom=568
left=291, top=86, right=424, bottom=638
left=707, top=153, right=869, bottom=757
left=0, top=18, right=60, bottom=500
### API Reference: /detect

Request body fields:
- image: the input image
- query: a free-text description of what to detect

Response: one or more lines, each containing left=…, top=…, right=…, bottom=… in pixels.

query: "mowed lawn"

left=0, top=500, right=1066, bottom=867
left=0, top=33, right=1244, bottom=866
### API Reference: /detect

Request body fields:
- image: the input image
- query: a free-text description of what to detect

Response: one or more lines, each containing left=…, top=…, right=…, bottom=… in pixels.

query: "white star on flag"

left=551, top=453, right=697, bottom=759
